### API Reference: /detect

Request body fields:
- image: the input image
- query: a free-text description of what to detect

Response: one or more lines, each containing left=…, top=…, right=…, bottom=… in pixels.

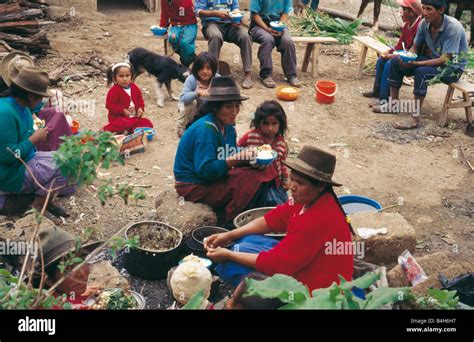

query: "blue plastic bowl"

left=231, top=13, right=243, bottom=23
left=134, top=127, right=156, bottom=141
left=338, top=195, right=382, bottom=214
left=395, top=50, right=417, bottom=63
left=255, top=150, right=277, bottom=166
left=150, top=26, right=167, bottom=36
left=270, top=21, right=286, bottom=32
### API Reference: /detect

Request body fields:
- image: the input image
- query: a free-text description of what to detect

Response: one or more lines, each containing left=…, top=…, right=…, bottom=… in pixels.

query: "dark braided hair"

left=327, top=186, right=355, bottom=236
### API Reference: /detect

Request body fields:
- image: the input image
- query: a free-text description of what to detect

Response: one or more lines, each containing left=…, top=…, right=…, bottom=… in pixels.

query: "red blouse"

left=105, top=83, right=145, bottom=121
left=256, top=193, right=354, bottom=291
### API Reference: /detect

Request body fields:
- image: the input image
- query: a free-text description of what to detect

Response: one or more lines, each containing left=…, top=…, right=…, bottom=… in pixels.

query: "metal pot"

left=124, top=221, right=183, bottom=280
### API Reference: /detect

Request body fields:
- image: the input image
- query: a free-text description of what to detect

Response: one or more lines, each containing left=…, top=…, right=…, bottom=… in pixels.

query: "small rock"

left=154, top=190, right=217, bottom=235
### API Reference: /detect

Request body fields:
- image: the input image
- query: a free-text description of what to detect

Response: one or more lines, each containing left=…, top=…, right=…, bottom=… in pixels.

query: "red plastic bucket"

left=315, top=80, right=338, bottom=104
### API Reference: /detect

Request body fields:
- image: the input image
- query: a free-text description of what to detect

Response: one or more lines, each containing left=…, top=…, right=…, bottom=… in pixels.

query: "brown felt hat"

left=38, top=226, right=77, bottom=268
left=283, top=145, right=342, bottom=187
left=36, top=226, right=101, bottom=269
left=0, top=51, right=35, bottom=87
left=200, top=76, right=249, bottom=102
left=10, top=65, right=54, bottom=97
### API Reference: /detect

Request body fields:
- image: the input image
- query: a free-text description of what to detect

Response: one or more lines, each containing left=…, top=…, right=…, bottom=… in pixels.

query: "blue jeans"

left=388, top=56, right=463, bottom=97
left=374, top=56, right=396, bottom=101
left=302, top=0, right=319, bottom=11
left=168, top=24, right=197, bottom=67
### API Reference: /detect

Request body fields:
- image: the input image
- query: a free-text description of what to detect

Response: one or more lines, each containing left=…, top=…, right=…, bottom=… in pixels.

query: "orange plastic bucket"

left=315, top=80, right=338, bottom=104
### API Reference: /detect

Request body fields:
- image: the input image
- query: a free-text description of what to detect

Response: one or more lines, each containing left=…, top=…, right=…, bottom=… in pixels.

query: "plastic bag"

left=440, top=273, right=474, bottom=306
left=398, top=250, right=428, bottom=286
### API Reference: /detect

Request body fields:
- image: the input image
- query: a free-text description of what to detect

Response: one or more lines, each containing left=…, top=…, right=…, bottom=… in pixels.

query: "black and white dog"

left=127, top=47, right=189, bottom=108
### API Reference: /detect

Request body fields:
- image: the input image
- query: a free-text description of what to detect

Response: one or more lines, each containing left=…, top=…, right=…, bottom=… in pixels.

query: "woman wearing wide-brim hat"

left=204, top=145, right=354, bottom=292
left=174, top=76, right=285, bottom=222
left=0, top=65, right=75, bottom=217
left=1, top=51, right=74, bottom=153
left=0, top=50, right=35, bottom=92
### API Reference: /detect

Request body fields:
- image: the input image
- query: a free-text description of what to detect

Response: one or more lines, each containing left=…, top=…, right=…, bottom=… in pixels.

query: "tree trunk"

left=318, top=6, right=399, bottom=31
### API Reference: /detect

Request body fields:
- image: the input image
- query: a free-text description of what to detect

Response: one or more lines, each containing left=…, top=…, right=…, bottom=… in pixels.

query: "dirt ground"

left=5, top=0, right=472, bottom=306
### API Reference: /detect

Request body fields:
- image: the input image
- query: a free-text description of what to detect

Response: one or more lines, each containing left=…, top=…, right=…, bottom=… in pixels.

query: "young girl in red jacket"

left=103, top=62, right=154, bottom=134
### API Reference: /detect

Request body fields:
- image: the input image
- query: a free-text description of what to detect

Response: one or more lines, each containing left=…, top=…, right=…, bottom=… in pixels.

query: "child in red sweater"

left=160, top=0, right=197, bottom=67
left=238, top=100, right=290, bottom=190
left=103, top=62, right=154, bottom=134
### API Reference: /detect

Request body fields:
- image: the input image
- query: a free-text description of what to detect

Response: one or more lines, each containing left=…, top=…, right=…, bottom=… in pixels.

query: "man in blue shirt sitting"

left=195, top=0, right=253, bottom=89
left=249, top=0, right=301, bottom=88
left=386, top=0, right=468, bottom=130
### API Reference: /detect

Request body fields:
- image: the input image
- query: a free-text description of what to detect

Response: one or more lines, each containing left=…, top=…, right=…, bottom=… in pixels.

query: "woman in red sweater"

left=205, top=146, right=354, bottom=291
left=103, top=62, right=153, bottom=134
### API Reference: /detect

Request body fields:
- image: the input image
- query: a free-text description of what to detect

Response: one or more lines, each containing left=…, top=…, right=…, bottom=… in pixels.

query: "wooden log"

left=0, top=3, right=22, bottom=15
left=18, top=1, right=45, bottom=10
left=0, top=20, right=54, bottom=30
left=1, top=27, right=41, bottom=35
left=0, top=9, right=44, bottom=23
left=0, top=30, right=49, bottom=49
left=318, top=6, right=398, bottom=32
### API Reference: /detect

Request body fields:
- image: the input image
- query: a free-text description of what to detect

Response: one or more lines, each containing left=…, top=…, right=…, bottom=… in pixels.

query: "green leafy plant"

left=428, top=51, right=471, bottom=86
left=415, top=288, right=459, bottom=310
left=108, top=236, right=140, bottom=259
left=182, top=289, right=206, bottom=310
left=0, top=269, right=72, bottom=310
left=54, top=130, right=123, bottom=186
left=1, top=130, right=146, bottom=309
left=243, top=272, right=413, bottom=310
left=97, top=181, right=146, bottom=206
left=468, top=49, right=474, bottom=70
left=290, top=10, right=363, bottom=44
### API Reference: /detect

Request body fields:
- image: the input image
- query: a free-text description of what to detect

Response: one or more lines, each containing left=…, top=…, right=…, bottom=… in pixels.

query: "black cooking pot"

left=185, top=226, right=230, bottom=257
left=124, top=221, right=183, bottom=280
left=192, top=226, right=229, bottom=246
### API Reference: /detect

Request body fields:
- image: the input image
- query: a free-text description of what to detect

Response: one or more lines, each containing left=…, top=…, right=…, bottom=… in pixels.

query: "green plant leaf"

left=280, top=296, right=343, bottom=309
left=182, top=289, right=205, bottom=310
left=244, top=274, right=310, bottom=303
left=338, top=272, right=380, bottom=290
left=363, top=287, right=412, bottom=309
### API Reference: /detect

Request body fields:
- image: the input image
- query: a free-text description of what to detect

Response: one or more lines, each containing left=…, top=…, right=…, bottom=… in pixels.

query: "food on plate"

left=90, top=288, right=138, bottom=310
left=280, top=87, right=298, bottom=94
left=396, top=51, right=416, bottom=58
left=271, top=21, right=286, bottom=27
left=257, top=150, right=274, bottom=159
left=33, top=117, right=46, bottom=131
left=181, top=254, right=212, bottom=268
left=257, top=144, right=272, bottom=151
